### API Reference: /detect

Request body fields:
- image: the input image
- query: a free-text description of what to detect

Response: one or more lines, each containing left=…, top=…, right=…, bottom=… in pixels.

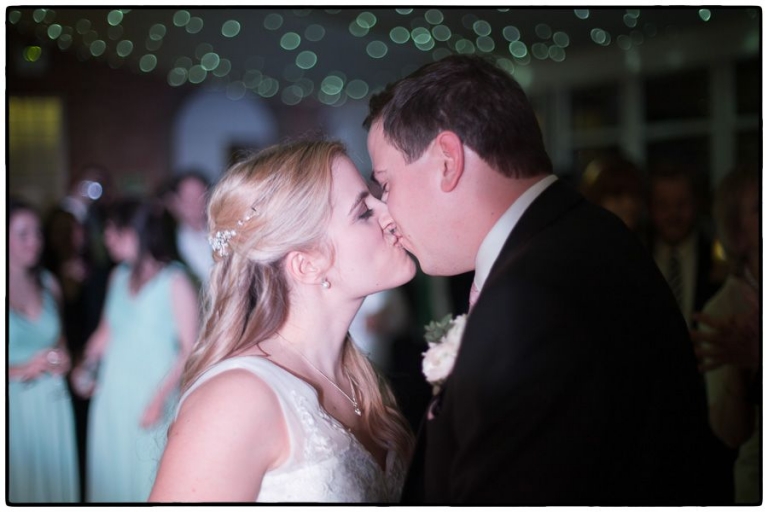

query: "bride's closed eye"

left=358, top=204, right=374, bottom=220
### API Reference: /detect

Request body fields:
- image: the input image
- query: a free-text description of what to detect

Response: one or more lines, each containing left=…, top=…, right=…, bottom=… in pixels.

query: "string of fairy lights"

left=8, top=7, right=758, bottom=107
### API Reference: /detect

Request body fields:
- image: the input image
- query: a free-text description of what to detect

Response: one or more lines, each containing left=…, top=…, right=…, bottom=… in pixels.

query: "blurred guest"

left=71, top=197, right=199, bottom=502
left=45, top=163, right=116, bottom=356
left=163, top=170, right=213, bottom=287
left=691, top=168, right=761, bottom=504
left=579, top=154, right=646, bottom=237
left=648, top=160, right=721, bottom=326
left=8, top=197, right=79, bottom=503
left=43, top=166, right=117, bottom=501
left=349, top=288, right=409, bottom=372
left=59, top=163, right=115, bottom=270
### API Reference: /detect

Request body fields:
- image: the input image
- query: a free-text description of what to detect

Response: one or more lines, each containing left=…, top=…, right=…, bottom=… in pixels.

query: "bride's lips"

left=387, top=229, right=405, bottom=249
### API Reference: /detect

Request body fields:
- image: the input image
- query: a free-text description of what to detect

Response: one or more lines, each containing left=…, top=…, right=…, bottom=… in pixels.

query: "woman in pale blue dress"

left=71, top=198, right=199, bottom=502
left=8, top=198, right=79, bottom=503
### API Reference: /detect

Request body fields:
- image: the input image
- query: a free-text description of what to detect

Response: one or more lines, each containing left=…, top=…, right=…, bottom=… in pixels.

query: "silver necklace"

left=280, top=335, right=362, bottom=416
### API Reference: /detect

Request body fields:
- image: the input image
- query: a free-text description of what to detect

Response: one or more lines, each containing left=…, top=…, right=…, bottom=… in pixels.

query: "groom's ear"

left=434, top=131, right=464, bottom=193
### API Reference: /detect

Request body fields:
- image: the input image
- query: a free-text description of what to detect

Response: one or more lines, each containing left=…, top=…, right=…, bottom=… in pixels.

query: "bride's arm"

left=149, top=369, right=289, bottom=502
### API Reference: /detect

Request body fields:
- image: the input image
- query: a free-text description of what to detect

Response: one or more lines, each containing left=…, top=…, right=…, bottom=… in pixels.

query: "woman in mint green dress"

left=8, top=198, right=79, bottom=503
left=71, top=198, right=198, bottom=502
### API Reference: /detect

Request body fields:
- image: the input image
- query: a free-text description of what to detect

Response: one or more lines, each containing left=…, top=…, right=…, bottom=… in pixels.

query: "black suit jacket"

left=401, top=179, right=712, bottom=505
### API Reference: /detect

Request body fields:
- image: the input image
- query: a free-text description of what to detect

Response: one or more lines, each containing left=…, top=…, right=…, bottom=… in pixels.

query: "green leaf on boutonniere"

left=424, top=314, right=454, bottom=344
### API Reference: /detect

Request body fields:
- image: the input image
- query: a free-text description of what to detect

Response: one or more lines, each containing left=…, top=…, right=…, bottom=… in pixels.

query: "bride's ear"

left=285, top=250, right=328, bottom=286
left=433, top=131, right=465, bottom=193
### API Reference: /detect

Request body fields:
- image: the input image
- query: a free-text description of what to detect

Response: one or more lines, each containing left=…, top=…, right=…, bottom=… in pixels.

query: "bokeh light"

left=509, top=40, right=528, bottom=58
left=222, top=20, right=241, bottom=37
left=346, top=79, right=369, bottom=99
left=186, top=17, right=203, bottom=34
left=212, top=58, right=232, bottom=77
left=280, top=32, right=301, bottom=50
left=90, top=40, right=106, bottom=57
left=296, top=50, right=318, bottom=69
left=139, top=54, right=157, bottom=72
left=264, top=13, right=283, bottom=30
left=503, top=26, right=521, bottom=42
left=173, top=10, right=190, bottom=27
left=390, top=26, right=410, bottom=44
left=425, top=9, right=444, bottom=25
left=47, top=24, right=62, bottom=39
left=305, top=24, right=325, bottom=41
left=107, top=10, right=123, bottom=26
left=23, top=46, right=42, bottom=62
left=476, top=36, right=495, bottom=53
left=149, top=23, right=166, bottom=41
left=366, top=41, right=388, bottom=58
left=473, top=20, right=492, bottom=37
left=553, top=31, right=570, bottom=47
left=357, top=12, right=377, bottom=29
left=535, top=23, right=552, bottom=39
left=574, top=9, right=590, bottom=20
left=321, top=74, right=345, bottom=95
left=432, top=25, right=452, bottom=42
left=188, top=65, right=207, bottom=84
left=168, top=67, right=188, bottom=86
left=201, top=52, right=220, bottom=71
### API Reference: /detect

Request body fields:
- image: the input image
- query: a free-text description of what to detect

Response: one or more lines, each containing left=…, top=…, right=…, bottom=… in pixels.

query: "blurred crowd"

left=8, top=155, right=760, bottom=503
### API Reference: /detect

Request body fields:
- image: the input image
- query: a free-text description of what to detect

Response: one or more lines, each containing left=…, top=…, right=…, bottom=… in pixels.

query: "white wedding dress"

left=177, top=356, right=406, bottom=502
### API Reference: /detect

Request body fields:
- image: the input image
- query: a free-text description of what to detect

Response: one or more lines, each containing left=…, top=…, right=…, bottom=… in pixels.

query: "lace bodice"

left=177, top=356, right=405, bottom=503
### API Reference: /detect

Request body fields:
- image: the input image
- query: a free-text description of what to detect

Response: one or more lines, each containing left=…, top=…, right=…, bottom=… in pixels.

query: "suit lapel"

left=486, top=179, right=583, bottom=285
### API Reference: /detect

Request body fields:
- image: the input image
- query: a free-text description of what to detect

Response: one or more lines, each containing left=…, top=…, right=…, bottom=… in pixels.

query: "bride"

left=149, top=139, right=416, bottom=502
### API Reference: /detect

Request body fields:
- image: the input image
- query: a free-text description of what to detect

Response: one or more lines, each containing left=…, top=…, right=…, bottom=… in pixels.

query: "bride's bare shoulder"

left=180, top=365, right=282, bottom=425
left=150, top=365, right=288, bottom=502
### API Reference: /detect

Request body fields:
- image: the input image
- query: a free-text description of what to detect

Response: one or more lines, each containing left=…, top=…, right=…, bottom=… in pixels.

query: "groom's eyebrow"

left=349, top=190, right=369, bottom=215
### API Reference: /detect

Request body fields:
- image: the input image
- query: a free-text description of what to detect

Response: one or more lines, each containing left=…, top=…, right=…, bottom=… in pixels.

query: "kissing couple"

left=150, top=55, right=712, bottom=504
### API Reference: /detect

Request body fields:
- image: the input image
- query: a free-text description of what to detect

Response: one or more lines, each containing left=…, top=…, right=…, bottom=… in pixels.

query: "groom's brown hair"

left=364, top=54, right=552, bottom=179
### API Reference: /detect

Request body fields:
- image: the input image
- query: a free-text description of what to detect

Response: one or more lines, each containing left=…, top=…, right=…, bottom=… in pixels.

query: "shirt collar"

left=474, top=174, right=558, bottom=291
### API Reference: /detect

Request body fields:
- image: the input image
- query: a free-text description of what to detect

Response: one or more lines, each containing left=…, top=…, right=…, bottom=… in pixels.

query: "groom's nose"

left=375, top=198, right=396, bottom=232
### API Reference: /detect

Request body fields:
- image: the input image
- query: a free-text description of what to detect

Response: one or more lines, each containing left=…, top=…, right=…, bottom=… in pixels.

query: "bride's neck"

left=276, top=295, right=362, bottom=376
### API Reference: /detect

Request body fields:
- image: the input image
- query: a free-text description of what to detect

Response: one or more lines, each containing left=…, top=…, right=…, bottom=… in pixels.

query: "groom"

left=364, top=55, right=712, bottom=504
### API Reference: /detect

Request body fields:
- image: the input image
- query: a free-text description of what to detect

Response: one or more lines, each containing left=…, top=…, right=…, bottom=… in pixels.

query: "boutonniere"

left=422, top=314, right=467, bottom=395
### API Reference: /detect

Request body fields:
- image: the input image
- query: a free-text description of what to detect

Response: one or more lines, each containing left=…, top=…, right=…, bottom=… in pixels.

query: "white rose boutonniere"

left=422, top=313, right=467, bottom=395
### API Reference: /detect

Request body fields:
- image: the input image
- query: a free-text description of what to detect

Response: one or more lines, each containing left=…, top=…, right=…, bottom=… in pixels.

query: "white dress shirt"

left=177, top=225, right=213, bottom=285
left=473, top=175, right=558, bottom=293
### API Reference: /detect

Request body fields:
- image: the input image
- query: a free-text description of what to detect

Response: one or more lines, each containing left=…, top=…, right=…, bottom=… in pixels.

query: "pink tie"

left=469, top=282, right=480, bottom=310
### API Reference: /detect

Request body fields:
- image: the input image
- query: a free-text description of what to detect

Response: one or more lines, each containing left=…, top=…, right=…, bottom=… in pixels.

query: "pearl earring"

left=321, top=278, right=331, bottom=289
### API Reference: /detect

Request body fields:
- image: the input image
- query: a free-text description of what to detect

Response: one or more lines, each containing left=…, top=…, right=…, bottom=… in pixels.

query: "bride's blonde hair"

left=182, top=138, right=414, bottom=461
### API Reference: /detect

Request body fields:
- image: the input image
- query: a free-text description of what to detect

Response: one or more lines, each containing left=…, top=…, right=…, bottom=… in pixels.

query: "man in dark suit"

left=647, top=161, right=736, bottom=503
left=364, top=55, right=714, bottom=504
left=647, top=161, right=723, bottom=325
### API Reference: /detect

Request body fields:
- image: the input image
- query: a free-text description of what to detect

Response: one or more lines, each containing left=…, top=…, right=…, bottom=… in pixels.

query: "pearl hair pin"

left=208, top=206, right=258, bottom=257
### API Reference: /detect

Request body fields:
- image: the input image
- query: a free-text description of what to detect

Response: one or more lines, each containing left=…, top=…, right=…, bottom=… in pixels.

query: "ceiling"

left=7, top=6, right=760, bottom=106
